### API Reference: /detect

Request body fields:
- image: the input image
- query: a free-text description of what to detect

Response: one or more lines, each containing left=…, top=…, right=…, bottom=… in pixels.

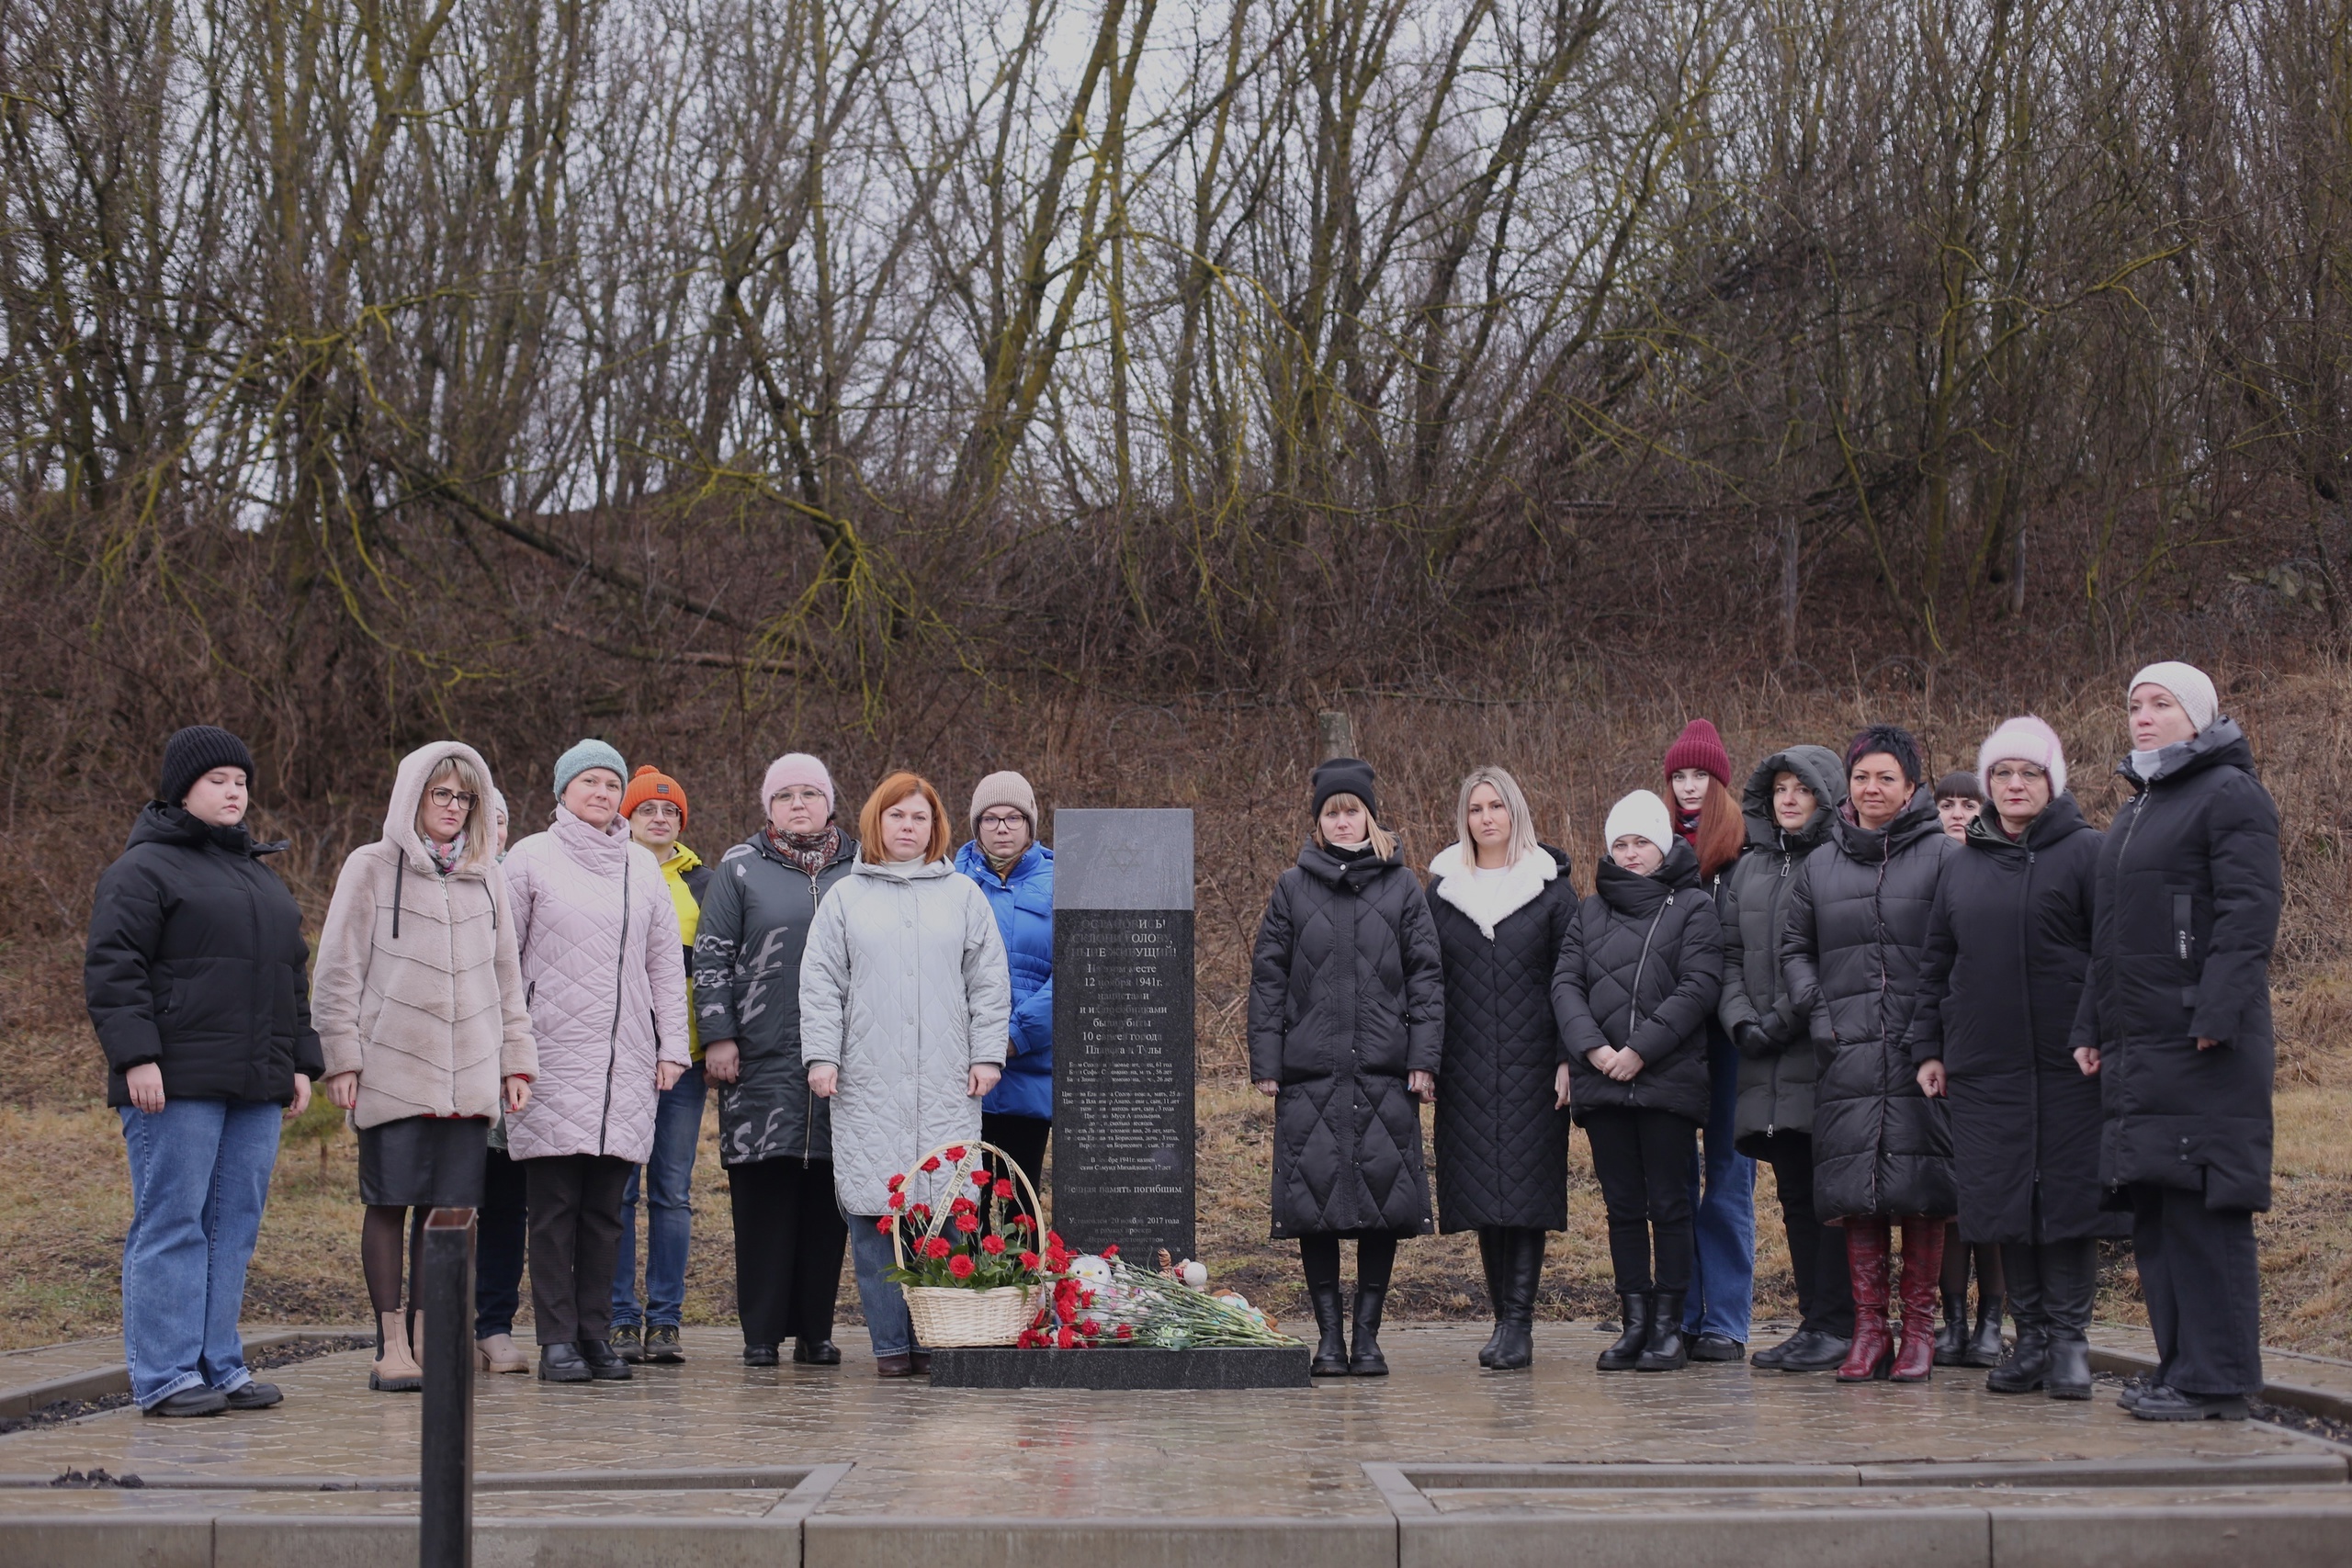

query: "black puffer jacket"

left=1554, top=839, right=1722, bottom=1126
left=1249, top=840, right=1444, bottom=1237
left=1915, top=798, right=2125, bottom=1243
left=85, top=803, right=324, bottom=1107
left=1717, top=744, right=1845, bottom=1152
left=695, top=830, right=858, bottom=1166
left=2070, top=719, right=2280, bottom=1213
left=1781, top=786, right=1956, bottom=1219
left=1427, top=845, right=1577, bottom=1232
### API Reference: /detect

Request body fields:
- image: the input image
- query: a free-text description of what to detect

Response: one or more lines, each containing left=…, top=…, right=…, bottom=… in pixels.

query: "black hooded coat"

left=1427, top=846, right=1577, bottom=1232
left=1553, top=839, right=1722, bottom=1127
left=85, top=803, right=325, bottom=1108
left=1914, top=797, right=2125, bottom=1243
left=1249, top=840, right=1444, bottom=1236
left=1780, top=785, right=1957, bottom=1219
left=2069, top=718, right=2280, bottom=1213
left=1717, top=744, right=1847, bottom=1153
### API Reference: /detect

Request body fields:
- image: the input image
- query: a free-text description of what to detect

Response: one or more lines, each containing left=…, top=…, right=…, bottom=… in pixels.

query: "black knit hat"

left=1310, top=757, right=1378, bottom=821
left=158, top=726, right=256, bottom=807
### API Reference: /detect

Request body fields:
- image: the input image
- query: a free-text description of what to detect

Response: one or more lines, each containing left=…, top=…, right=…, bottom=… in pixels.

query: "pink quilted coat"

left=502, top=805, right=691, bottom=1163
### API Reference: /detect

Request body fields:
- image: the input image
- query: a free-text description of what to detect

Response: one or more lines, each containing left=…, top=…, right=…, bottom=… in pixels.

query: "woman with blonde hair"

left=1250, top=758, right=1443, bottom=1376
left=314, top=741, right=536, bottom=1393
left=1426, top=765, right=1575, bottom=1371
left=800, top=772, right=1012, bottom=1376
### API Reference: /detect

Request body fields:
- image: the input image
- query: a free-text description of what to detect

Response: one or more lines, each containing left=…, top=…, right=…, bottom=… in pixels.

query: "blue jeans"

left=846, top=1211, right=918, bottom=1359
left=613, top=1066, right=706, bottom=1329
left=1683, top=1024, right=1757, bottom=1340
left=118, top=1099, right=282, bottom=1406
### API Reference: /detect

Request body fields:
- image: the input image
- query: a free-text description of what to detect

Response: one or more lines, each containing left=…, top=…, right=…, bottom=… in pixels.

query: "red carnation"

left=1056, top=1327, right=1079, bottom=1349
left=949, top=1254, right=977, bottom=1280
left=1102, top=1244, right=1120, bottom=1259
left=944, top=1145, right=967, bottom=1161
left=973, top=1169, right=992, bottom=1187
left=1115, top=1324, right=1134, bottom=1340
left=1080, top=1318, right=1101, bottom=1337
left=955, top=1212, right=979, bottom=1234
left=888, top=1172, right=906, bottom=1191
left=921, top=1156, right=942, bottom=1173
left=876, top=1215, right=896, bottom=1235
left=1019, top=1251, right=1041, bottom=1270
left=992, top=1178, right=1015, bottom=1200
left=1013, top=1214, right=1035, bottom=1231
left=925, top=1235, right=953, bottom=1259
left=981, top=1234, right=1007, bottom=1256
left=888, top=1191, right=906, bottom=1211
left=950, top=1195, right=977, bottom=1214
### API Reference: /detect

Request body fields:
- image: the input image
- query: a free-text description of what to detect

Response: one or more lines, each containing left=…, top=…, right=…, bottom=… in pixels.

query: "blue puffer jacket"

left=955, top=840, right=1055, bottom=1120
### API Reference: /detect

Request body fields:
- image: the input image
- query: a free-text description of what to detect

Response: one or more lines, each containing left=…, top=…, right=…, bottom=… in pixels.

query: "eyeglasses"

left=978, top=811, right=1029, bottom=830
left=428, top=788, right=479, bottom=811
left=634, top=801, right=683, bottom=821
left=773, top=786, right=829, bottom=806
left=1987, top=763, right=2048, bottom=784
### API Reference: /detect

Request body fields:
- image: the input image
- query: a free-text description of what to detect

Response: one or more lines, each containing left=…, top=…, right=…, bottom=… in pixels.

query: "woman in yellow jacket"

left=610, top=765, right=713, bottom=1363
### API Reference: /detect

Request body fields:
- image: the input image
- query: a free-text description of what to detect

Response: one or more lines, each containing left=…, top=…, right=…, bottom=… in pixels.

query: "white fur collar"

left=1429, top=841, right=1557, bottom=939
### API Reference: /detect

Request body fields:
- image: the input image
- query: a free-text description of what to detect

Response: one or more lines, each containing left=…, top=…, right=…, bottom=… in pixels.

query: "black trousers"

left=1753, top=1130, right=1854, bottom=1337
left=524, top=1154, right=632, bottom=1346
left=473, top=1144, right=530, bottom=1339
left=2132, top=1183, right=2263, bottom=1397
left=1999, top=1237, right=2098, bottom=1341
left=1298, top=1232, right=1400, bottom=1292
left=979, top=1112, right=1051, bottom=1224
left=1582, top=1108, right=1696, bottom=1293
left=726, top=1157, right=849, bottom=1348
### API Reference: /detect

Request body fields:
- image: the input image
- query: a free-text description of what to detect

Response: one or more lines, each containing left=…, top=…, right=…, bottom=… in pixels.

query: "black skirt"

left=358, top=1116, right=491, bottom=1208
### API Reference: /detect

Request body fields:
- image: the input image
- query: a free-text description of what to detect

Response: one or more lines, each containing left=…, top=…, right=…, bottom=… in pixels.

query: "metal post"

left=419, top=1207, right=477, bottom=1568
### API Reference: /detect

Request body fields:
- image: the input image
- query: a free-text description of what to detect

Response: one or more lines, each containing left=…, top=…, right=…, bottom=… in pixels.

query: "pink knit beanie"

left=760, top=752, right=836, bottom=813
left=1977, top=716, right=2067, bottom=796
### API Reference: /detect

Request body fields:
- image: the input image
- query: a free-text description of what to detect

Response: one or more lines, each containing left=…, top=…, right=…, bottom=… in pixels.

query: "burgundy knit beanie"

left=1662, top=719, right=1733, bottom=789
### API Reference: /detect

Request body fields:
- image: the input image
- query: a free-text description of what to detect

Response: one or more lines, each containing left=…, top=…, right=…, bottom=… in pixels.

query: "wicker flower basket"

left=893, top=1140, right=1045, bottom=1348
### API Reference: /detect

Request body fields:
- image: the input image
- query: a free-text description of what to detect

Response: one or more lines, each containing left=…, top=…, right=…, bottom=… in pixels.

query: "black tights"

left=1940, top=1224, right=2006, bottom=1305
left=1299, top=1233, right=1398, bottom=1292
left=363, top=1205, right=428, bottom=1315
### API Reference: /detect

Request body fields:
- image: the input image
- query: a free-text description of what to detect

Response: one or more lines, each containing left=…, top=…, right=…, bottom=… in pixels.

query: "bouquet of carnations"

left=1018, top=1246, right=1298, bottom=1350
left=879, top=1142, right=1049, bottom=1345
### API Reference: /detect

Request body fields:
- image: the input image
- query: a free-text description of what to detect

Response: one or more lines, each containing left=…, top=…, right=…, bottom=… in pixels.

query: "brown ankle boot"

left=370, top=1310, right=422, bottom=1393
left=1891, top=1217, right=1948, bottom=1382
left=1837, top=1221, right=1894, bottom=1382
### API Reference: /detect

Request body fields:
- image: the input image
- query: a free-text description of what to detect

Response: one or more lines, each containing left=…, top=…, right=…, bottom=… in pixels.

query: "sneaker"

left=222, top=1381, right=282, bottom=1411
left=144, top=1386, right=228, bottom=1417
left=611, top=1324, right=645, bottom=1364
left=644, top=1325, right=684, bottom=1364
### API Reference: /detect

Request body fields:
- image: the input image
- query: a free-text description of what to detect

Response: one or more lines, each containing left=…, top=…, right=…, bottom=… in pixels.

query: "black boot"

left=1308, top=1281, right=1350, bottom=1377
left=1597, top=1292, right=1652, bottom=1371
left=1985, top=1323, right=2051, bottom=1393
left=1932, top=1288, right=1968, bottom=1366
left=1965, top=1293, right=2007, bottom=1368
left=1490, top=1230, right=1542, bottom=1371
left=1349, top=1283, right=1390, bottom=1376
left=2044, top=1334, right=2093, bottom=1401
left=1637, top=1289, right=1689, bottom=1371
left=1476, top=1229, right=1510, bottom=1370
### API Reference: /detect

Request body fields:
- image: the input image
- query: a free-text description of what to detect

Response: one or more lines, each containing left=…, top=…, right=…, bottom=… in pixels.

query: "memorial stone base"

left=927, top=1344, right=1311, bottom=1389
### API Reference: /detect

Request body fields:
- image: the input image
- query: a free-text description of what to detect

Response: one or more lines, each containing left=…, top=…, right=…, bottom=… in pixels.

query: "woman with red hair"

left=1663, top=720, right=1757, bottom=1360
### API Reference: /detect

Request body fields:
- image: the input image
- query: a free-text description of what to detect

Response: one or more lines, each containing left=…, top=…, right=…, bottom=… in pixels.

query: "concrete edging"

left=0, top=1331, right=365, bottom=1420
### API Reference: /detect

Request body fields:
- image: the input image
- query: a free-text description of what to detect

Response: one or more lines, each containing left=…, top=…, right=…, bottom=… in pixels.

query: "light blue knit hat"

left=552, top=738, right=628, bottom=797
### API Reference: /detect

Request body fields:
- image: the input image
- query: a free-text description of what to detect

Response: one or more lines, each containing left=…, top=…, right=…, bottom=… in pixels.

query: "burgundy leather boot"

left=1836, top=1220, right=1894, bottom=1382
left=1890, top=1217, right=1949, bottom=1383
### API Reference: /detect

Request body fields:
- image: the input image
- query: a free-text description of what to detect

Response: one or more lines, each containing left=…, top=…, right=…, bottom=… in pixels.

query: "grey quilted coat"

left=1553, top=839, right=1723, bottom=1126
left=695, top=829, right=858, bottom=1167
left=1248, top=840, right=1444, bottom=1238
left=502, top=806, right=692, bottom=1164
left=1779, top=786, right=1957, bottom=1219
left=1427, top=843, right=1577, bottom=1232
left=1716, top=744, right=1845, bottom=1152
left=798, top=856, right=1012, bottom=1217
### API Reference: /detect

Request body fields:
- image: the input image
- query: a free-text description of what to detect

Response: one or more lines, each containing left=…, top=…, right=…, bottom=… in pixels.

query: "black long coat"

left=695, top=830, right=857, bottom=1167
left=1553, top=840, right=1722, bottom=1127
left=1249, top=840, right=1444, bottom=1237
left=1915, top=797, right=2126, bottom=1244
left=1781, top=787, right=1956, bottom=1220
left=1718, top=743, right=1847, bottom=1153
left=2070, top=719, right=2281, bottom=1213
left=85, top=803, right=325, bottom=1107
left=1427, top=846, right=1577, bottom=1232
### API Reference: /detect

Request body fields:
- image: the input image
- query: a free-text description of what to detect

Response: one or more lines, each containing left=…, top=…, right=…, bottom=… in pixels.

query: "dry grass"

left=1, top=651, right=2345, bottom=1353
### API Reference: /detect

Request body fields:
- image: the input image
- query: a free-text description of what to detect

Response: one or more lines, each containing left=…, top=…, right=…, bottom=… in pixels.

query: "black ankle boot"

left=1349, top=1283, right=1390, bottom=1376
left=1597, top=1292, right=1652, bottom=1371
left=1476, top=1230, right=1509, bottom=1369
left=1932, top=1288, right=1968, bottom=1366
left=1964, top=1295, right=2007, bottom=1367
left=1308, top=1281, right=1350, bottom=1377
left=1637, top=1289, right=1689, bottom=1371
left=1490, top=1231, right=1543, bottom=1371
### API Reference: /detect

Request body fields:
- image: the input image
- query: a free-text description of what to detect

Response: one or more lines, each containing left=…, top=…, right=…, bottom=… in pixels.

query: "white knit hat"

left=1977, top=716, right=2067, bottom=797
left=2129, top=661, right=2219, bottom=732
left=1602, top=789, right=1675, bottom=854
left=760, top=752, right=836, bottom=812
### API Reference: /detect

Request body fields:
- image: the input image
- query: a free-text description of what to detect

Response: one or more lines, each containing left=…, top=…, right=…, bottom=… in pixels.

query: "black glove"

left=1734, top=1021, right=1774, bottom=1057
